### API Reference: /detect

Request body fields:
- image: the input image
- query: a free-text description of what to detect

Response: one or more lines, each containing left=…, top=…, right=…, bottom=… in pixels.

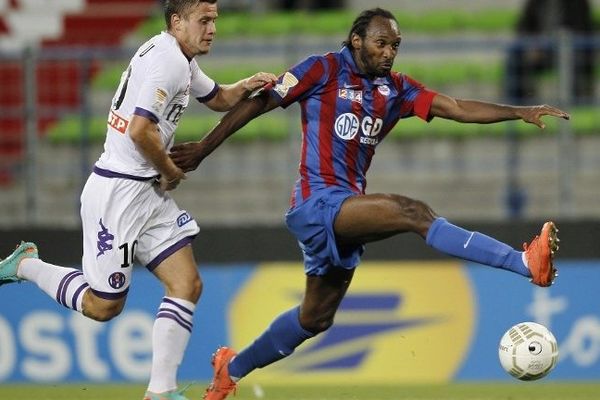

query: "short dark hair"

left=342, top=8, right=397, bottom=49
left=163, top=0, right=218, bottom=29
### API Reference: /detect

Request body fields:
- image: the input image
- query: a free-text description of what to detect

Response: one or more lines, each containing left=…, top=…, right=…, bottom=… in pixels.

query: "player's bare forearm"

left=171, top=92, right=276, bottom=172
left=207, top=72, right=278, bottom=111
left=129, top=116, right=184, bottom=190
left=431, top=94, right=570, bottom=128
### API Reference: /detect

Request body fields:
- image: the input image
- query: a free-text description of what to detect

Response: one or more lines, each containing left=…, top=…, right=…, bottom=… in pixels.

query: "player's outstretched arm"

left=430, top=93, right=570, bottom=128
left=206, top=72, right=278, bottom=112
left=171, top=91, right=279, bottom=172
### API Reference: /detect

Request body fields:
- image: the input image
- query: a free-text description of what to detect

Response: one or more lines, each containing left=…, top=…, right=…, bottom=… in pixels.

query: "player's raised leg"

left=425, top=217, right=559, bottom=286
left=1, top=242, right=91, bottom=313
left=334, top=193, right=559, bottom=286
left=522, top=221, right=559, bottom=287
left=0, top=241, right=38, bottom=286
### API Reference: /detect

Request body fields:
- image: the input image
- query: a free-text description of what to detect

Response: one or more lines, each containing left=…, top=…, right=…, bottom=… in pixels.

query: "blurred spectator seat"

left=0, top=0, right=157, bottom=185
left=505, top=0, right=596, bottom=103
left=0, top=0, right=84, bottom=51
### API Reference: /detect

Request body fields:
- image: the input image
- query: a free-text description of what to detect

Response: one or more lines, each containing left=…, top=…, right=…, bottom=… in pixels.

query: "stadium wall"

left=1, top=220, right=599, bottom=264
left=0, top=221, right=598, bottom=383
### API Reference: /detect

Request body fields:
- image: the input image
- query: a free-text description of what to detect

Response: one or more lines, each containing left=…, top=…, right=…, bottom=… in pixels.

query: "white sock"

left=18, top=258, right=89, bottom=312
left=147, top=296, right=195, bottom=394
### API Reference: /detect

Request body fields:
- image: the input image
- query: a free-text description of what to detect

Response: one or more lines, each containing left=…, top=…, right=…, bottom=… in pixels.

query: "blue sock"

left=228, top=306, right=315, bottom=379
left=425, top=217, right=530, bottom=277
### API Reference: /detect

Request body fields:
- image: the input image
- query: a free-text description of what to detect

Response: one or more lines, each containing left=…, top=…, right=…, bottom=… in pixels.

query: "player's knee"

left=394, top=195, right=431, bottom=218
left=390, top=194, right=436, bottom=234
left=188, top=275, right=202, bottom=303
left=82, top=291, right=125, bottom=322
left=83, top=300, right=125, bottom=322
left=314, top=317, right=335, bottom=333
left=91, top=307, right=123, bottom=322
left=300, top=313, right=335, bottom=334
left=166, top=274, right=202, bottom=304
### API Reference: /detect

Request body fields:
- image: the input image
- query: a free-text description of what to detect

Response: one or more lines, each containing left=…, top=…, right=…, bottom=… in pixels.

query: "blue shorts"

left=285, top=188, right=364, bottom=276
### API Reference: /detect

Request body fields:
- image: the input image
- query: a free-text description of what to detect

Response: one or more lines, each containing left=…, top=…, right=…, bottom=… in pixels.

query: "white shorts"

left=80, top=171, right=200, bottom=299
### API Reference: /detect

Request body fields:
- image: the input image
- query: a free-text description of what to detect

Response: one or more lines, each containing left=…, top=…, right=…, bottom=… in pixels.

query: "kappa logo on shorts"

left=108, top=272, right=126, bottom=290
left=96, top=218, right=114, bottom=257
left=176, top=212, right=192, bottom=227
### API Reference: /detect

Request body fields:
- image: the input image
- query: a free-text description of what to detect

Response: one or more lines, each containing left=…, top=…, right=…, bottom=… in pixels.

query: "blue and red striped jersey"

left=268, top=46, right=438, bottom=207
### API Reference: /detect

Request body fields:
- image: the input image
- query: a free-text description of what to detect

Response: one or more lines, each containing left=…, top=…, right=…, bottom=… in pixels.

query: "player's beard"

left=358, top=47, right=392, bottom=77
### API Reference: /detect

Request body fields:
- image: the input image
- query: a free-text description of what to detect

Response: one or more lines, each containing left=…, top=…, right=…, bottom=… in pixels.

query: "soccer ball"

left=498, top=321, right=559, bottom=381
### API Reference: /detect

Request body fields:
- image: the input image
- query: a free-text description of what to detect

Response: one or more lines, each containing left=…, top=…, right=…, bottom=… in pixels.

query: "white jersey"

left=96, top=31, right=218, bottom=177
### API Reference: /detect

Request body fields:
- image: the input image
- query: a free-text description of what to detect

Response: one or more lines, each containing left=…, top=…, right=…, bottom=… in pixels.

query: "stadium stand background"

left=0, top=0, right=599, bottom=230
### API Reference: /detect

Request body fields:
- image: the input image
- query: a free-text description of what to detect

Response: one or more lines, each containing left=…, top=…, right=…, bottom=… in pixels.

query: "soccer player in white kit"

left=0, top=1, right=276, bottom=399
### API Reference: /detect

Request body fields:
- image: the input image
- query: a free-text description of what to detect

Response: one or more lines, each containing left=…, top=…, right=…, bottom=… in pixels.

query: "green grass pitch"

left=1, top=382, right=599, bottom=400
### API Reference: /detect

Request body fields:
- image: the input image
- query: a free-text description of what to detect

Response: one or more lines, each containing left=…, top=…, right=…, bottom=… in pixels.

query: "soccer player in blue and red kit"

left=170, top=8, right=570, bottom=400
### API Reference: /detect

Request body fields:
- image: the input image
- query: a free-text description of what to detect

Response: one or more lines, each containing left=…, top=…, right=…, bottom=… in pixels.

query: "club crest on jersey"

left=377, top=85, right=391, bottom=96
left=338, top=88, right=363, bottom=104
left=108, top=272, right=126, bottom=290
left=273, top=72, right=299, bottom=98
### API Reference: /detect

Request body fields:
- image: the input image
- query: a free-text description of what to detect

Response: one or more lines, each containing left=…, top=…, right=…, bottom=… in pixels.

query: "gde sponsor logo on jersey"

left=334, top=113, right=360, bottom=140
left=334, top=113, right=383, bottom=145
left=360, top=116, right=383, bottom=145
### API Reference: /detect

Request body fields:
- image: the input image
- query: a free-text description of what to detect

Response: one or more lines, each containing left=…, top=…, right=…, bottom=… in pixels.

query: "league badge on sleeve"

left=153, top=88, right=168, bottom=113
left=274, top=72, right=299, bottom=98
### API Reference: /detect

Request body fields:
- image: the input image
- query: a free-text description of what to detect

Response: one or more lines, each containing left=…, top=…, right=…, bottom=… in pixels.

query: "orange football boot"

left=203, top=347, right=238, bottom=400
left=523, top=221, right=559, bottom=287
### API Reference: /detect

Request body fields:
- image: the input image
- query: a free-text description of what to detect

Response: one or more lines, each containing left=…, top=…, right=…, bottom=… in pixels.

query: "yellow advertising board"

left=229, top=261, right=474, bottom=384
